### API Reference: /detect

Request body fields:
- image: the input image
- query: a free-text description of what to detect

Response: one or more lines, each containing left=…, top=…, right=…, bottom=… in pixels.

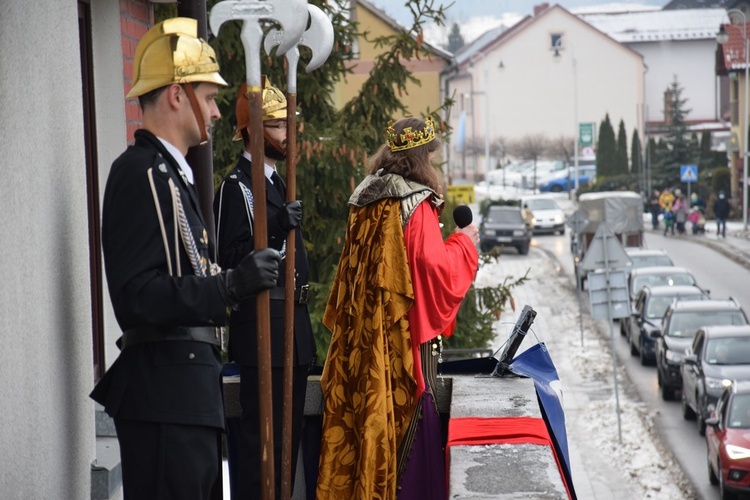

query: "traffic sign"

left=680, top=165, right=698, bottom=183
left=588, top=270, right=631, bottom=320
left=579, top=123, right=595, bottom=147
left=566, top=210, right=588, bottom=234
left=579, top=223, right=632, bottom=271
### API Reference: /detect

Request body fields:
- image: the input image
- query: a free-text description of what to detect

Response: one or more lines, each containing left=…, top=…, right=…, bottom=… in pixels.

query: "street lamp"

left=553, top=40, right=580, bottom=196
left=718, top=9, right=749, bottom=231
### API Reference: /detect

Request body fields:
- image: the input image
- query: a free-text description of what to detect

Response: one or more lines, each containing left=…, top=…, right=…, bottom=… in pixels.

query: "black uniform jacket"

left=91, top=130, right=227, bottom=429
left=214, top=155, right=315, bottom=368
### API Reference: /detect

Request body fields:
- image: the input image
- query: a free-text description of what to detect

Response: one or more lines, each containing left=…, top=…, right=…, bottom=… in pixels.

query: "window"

left=551, top=33, right=563, bottom=50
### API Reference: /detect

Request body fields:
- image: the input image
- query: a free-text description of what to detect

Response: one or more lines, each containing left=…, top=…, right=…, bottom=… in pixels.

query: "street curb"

left=645, top=228, right=750, bottom=271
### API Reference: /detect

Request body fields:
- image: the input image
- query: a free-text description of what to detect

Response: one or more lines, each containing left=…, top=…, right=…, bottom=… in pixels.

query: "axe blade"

left=210, top=0, right=308, bottom=55
left=264, top=5, right=333, bottom=73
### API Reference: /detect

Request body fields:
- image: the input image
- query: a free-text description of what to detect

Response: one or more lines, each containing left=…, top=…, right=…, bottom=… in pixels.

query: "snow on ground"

left=478, top=245, right=696, bottom=498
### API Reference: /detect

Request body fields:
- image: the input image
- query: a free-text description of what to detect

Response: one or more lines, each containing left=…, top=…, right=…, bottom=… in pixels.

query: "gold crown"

left=387, top=116, right=437, bottom=152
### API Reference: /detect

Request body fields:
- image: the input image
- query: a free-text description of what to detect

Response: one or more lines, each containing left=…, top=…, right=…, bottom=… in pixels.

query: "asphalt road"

left=533, top=229, right=750, bottom=500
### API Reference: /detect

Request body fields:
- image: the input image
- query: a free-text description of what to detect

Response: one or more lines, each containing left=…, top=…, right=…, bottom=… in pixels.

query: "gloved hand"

left=275, top=200, right=302, bottom=232
left=224, top=248, right=281, bottom=304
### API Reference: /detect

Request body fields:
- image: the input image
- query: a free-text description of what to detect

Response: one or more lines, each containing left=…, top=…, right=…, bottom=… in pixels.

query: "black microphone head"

left=453, top=205, right=473, bottom=228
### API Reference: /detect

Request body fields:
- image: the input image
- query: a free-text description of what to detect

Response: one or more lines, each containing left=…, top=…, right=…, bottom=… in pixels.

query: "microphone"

left=453, top=205, right=473, bottom=228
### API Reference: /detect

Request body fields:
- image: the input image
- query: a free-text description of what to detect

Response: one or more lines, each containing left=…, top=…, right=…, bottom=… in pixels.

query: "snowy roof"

left=454, top=24, right=509, bottom=67
left=579, top=8, right=728, bottom=42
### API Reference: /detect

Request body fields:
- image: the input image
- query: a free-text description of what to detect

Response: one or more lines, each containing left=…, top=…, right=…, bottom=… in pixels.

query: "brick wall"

left=120, top=0, right=153, bottom=143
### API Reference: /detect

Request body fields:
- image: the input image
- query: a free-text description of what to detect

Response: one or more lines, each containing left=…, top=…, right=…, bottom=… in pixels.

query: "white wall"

left=631, top=39, right=720, bottom=123
left=91, top=0, right=129, bottom=370
left=0, top=3, right=95, bottom=498
left=448, top=7, right=643, bottom=180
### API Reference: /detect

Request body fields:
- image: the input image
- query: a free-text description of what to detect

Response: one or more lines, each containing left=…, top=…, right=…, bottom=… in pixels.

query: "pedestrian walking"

left=317, top=116, right=479, bottom=499
left=89, top=18, right=281, bottom=499
left=659, top=186, right=675, bottom=214
left=648, top=189, right=661, bottom=230
left=214, top=79, right=316, bottom=499
left=673, top=194, right=688, bottom=235
left=714, top=191, right=730, bottom=238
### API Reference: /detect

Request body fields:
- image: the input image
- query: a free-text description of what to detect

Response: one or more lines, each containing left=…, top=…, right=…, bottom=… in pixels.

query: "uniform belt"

left=268, top=284, right=309, bottom=304
left=118, top=326, right=220, bottom=349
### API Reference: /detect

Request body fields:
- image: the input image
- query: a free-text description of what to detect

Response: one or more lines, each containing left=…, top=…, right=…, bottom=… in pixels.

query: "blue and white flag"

left=510, top=343, right=576, bottom=499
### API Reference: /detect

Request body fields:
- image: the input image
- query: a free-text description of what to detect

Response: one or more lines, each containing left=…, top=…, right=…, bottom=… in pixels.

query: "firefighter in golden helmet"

left=127, top=17, right=229, bottom=145
left=91, top=18, right=282, bottom=499
left=233, top=78, right=289, bottom=159
left=213, top=76, right=314, bottom=498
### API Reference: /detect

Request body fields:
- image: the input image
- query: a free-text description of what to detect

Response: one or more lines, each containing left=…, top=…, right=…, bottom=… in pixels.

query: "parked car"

left=623, top=248, right=674, bottom=270
left=656, top=299, right=748, bottom=401
left=628, top=266, right=696, bottom=303
left=479, top=205, right=532, bottom=255
left=626, top=285, right=707, bottom=366
left=538, top=165, right=596, bottom=193
left=706, top=381, right=750, bottom=498
left=682, top=325, right=750, bottom=436
left=520, top=196, right=565, bottom=235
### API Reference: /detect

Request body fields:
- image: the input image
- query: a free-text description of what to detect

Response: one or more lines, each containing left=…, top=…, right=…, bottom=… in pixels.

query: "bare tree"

left=548, top=135, right=575, bottom=165
left=509, top=134, right=550, bottom=192
left=491, top=137, right=509, bottom=170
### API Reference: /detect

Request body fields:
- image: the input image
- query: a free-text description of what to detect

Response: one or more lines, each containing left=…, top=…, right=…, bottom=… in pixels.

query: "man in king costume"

left=317, top=116, right=479, bottom=499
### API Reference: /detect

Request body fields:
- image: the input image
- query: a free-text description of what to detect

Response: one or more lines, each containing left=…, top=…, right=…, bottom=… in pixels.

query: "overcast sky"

left=367, top=0, right=668, bottom=25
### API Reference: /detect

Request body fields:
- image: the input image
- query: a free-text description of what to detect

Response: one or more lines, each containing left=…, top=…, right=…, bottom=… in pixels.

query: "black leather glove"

left=223, top=248, right=281, bottom=304
left=275, top=200, right=303, bottom=232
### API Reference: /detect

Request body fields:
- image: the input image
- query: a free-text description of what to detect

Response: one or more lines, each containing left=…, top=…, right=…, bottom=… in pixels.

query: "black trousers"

left=114, top=418, right=220, bottom=500
left=234, top=365, right=307, bottom=499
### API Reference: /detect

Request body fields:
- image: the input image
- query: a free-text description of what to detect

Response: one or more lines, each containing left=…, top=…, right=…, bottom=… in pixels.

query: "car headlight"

left=726, top=444, right=750, bottom=460
left=705, top=377, right=733, bottom=391
left=483, top=230, right=494, bottom=236
left=554, top=215, right=563, bottom=223
left=665, top=349, right=684, bottom=363
left=513, top=230, right=526, bottom=236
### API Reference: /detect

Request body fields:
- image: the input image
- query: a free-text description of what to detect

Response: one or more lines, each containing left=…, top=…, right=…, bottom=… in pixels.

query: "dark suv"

left=626, top=285, right=706, bottom=366
left=479, top=205, right=531, bottom=255
left=681, top=325, right=750, bottom=435
left=656, top=299, right=748, bottom=401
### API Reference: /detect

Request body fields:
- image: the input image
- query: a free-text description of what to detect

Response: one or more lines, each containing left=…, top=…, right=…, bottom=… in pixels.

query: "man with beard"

left=214, top=78, right=315, bottom=499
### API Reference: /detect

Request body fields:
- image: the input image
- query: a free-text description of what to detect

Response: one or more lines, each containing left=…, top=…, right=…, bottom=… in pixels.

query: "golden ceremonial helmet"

left=233, top=78, right=288, bottom=141
left=126, top=17, right=228, bottom=99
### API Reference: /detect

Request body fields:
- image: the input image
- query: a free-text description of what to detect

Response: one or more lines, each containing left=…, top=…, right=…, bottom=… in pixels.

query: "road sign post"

left=579, top=223, right=632, bottom=444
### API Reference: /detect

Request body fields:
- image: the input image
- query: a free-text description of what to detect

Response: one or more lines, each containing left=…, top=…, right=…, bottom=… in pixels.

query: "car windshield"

left=630, top=255, right=673, bottom=268
left=728, top=394, right=750, bottom=428
left=705, top=337, right=750, bottom=365
left=646, top=294, right=702, bottom=319
left=526, top=199, right=559, bottom=210
left=666, top=311, right=748, bottom=338
left=632, top=273, right=695, bottom=293
left=486, top=209, right=522, bottom=223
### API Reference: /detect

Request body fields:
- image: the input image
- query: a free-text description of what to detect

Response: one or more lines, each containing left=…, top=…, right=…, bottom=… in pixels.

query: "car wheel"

left=660, top=376, right=675, bottom=401
left=708, top=451, right=719, bottom=485
left=480, top=242, right=492, bottom=253
left=681, top=391, right=696, bottom=420
left=518, top=243, right=530, bottom=255
left=639, top=340, right=652, bottom=366
left=620, top=321, right=627, bottom=337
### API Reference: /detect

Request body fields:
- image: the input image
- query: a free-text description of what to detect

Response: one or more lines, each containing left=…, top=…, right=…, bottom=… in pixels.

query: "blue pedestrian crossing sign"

left=680, top=165, right=698, bottom=182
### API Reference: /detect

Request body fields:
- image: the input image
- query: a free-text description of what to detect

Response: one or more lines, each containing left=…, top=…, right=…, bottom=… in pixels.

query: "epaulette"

left=223, top=167, right=246, bottom=185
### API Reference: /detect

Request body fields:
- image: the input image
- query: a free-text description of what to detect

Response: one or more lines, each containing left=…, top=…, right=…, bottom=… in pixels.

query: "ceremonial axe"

left=263, top=6, right=334, bottom=497
left=209, top=2, right=308, bottom=499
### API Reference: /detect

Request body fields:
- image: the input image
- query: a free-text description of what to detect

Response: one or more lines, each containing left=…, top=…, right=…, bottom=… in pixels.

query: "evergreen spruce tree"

left=630, top=129, right=642, bottom=189
left=615, top=119, right=628, bottom=174
left=655, top=76, right=695, bottom=186
left=446, top=22, right=465, bottom=53
left=183, top=0, right=520, bottom=360
left=596, top=113, right=616, bottom=177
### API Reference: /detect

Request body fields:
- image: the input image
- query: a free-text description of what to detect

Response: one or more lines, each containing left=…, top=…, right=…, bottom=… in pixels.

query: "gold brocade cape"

left=317, top=173, right=437, bottom=499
